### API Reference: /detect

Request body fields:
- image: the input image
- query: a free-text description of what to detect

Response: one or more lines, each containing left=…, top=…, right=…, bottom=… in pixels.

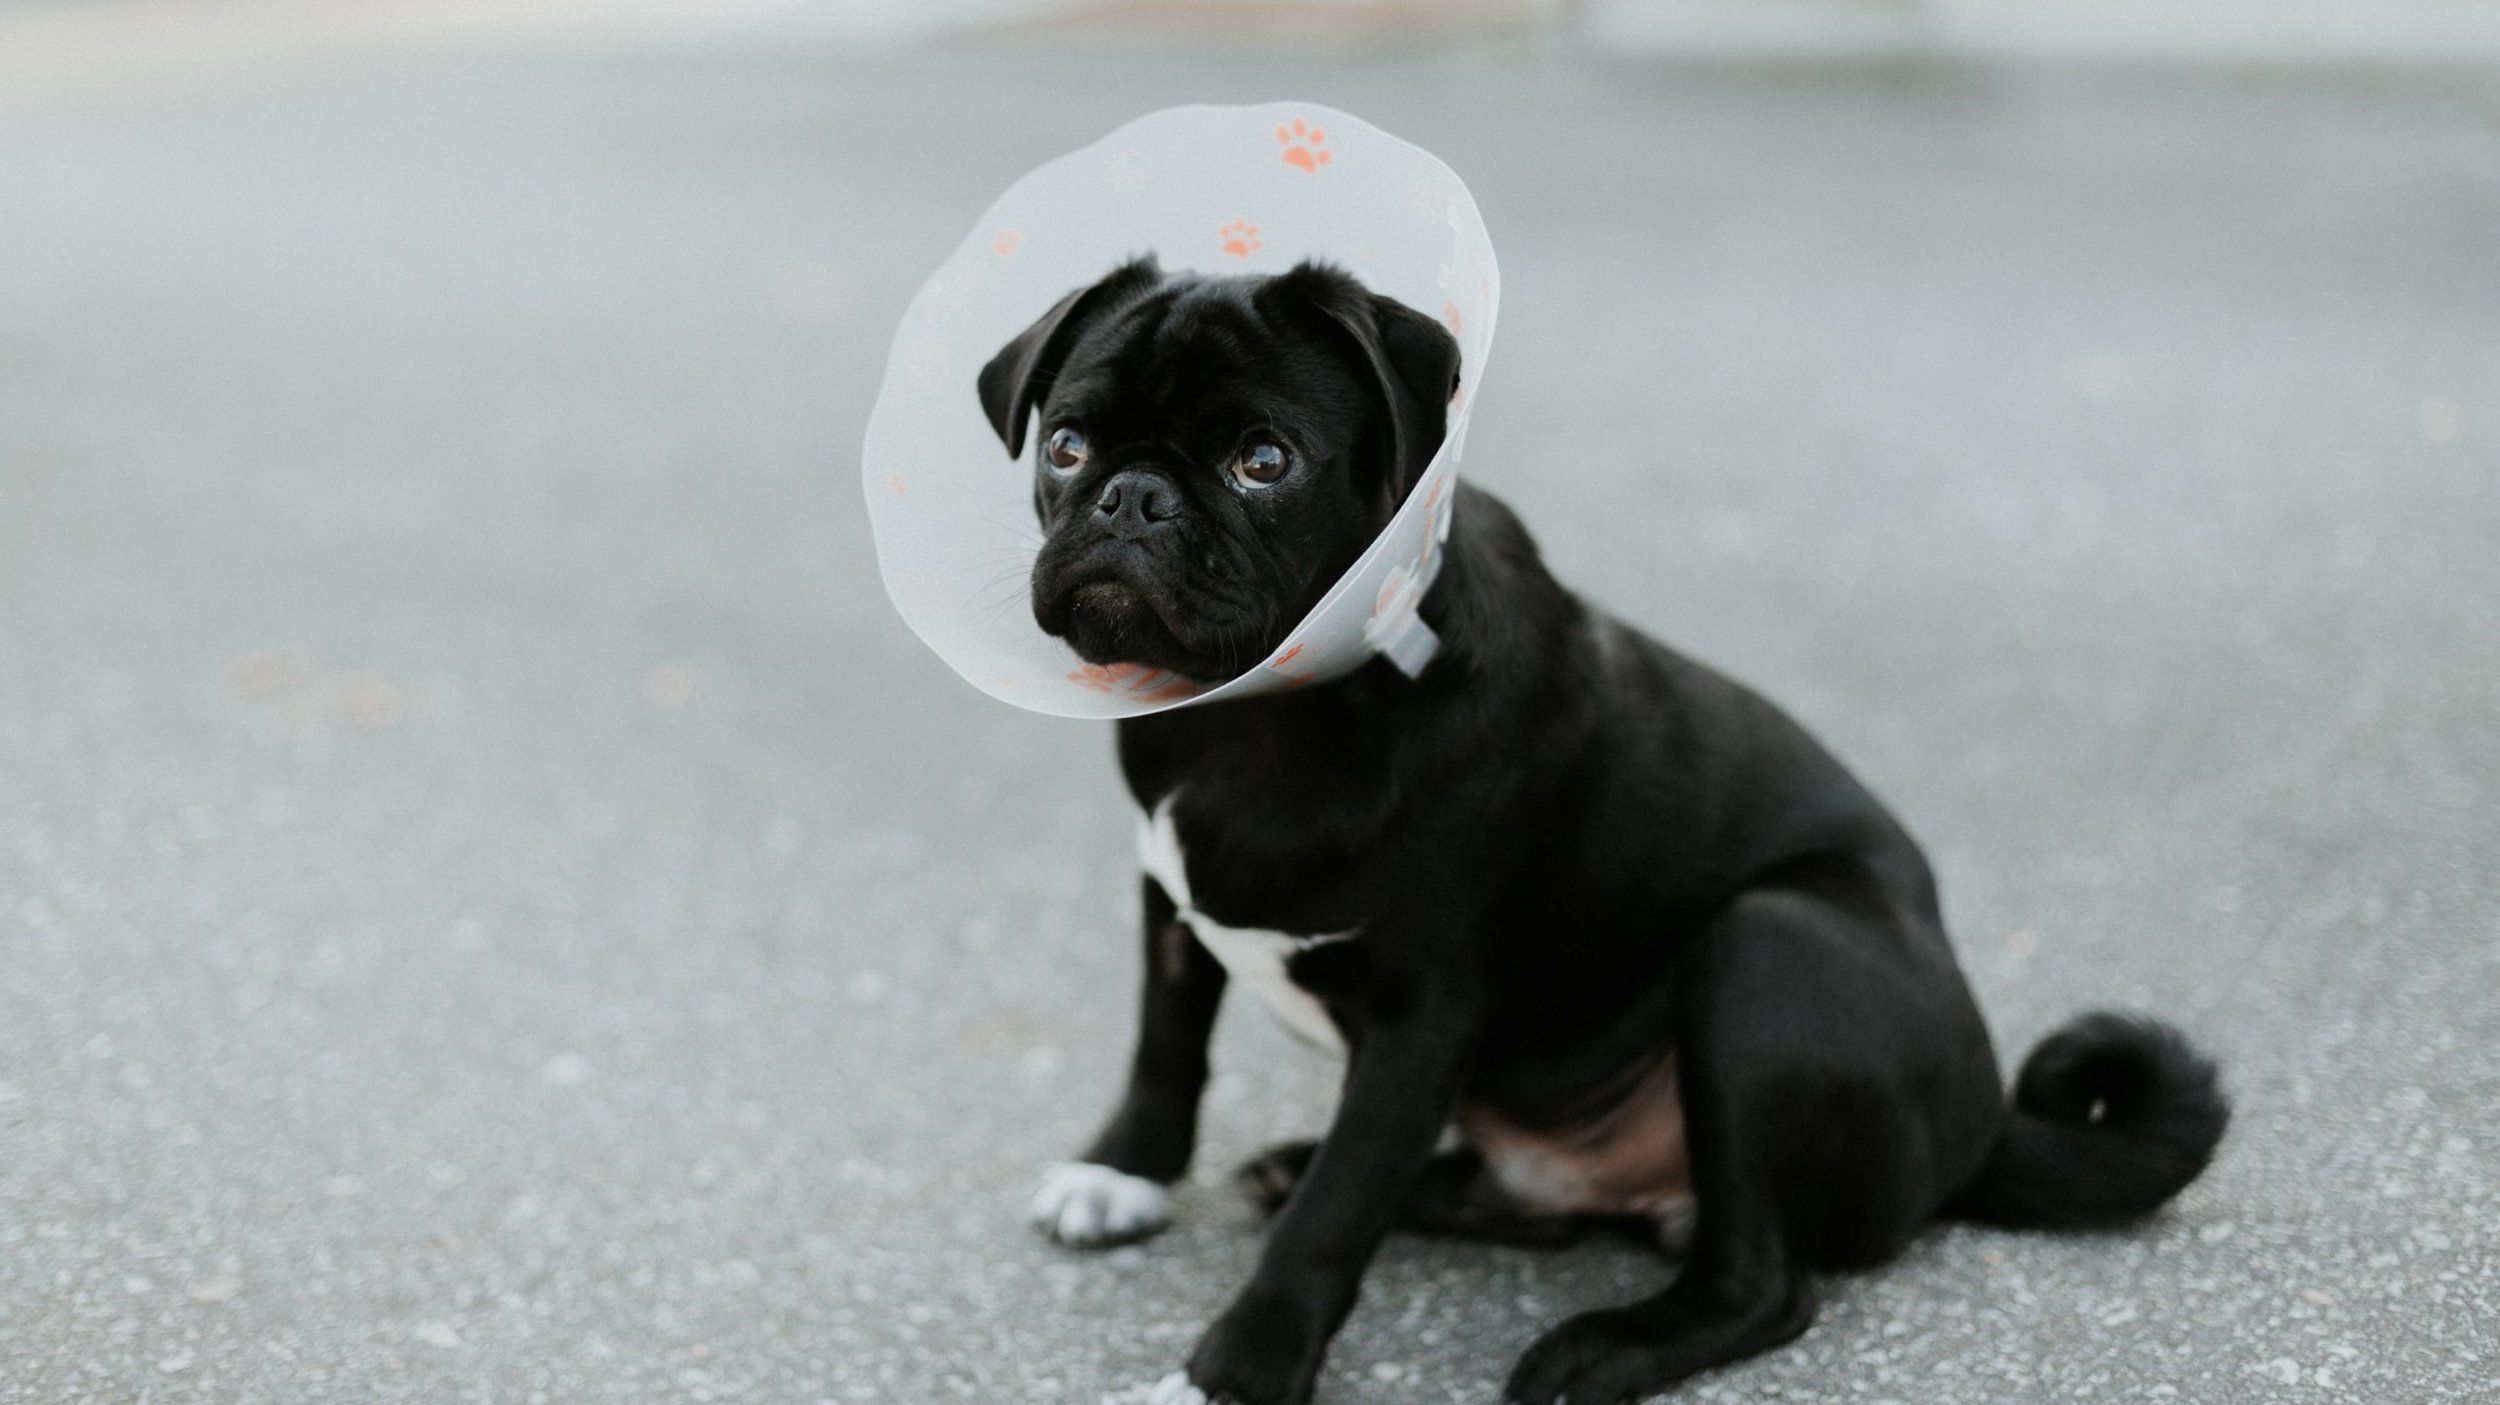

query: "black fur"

left=1946, top=1013, right=2231, bottom=1230
left=978, top=260, right=2230, bottom=1405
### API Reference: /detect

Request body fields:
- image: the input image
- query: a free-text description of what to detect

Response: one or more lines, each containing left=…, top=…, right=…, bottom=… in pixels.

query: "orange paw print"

left=1277, top=118, right=1331, bottom=172
left=993, top=227, right=1020, bottom=256
left=1220, top=219, right=1261, bottom=258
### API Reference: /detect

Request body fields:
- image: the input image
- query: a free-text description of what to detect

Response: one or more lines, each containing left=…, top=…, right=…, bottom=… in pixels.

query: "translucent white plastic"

left=861, top=102, right=1501, bottom=719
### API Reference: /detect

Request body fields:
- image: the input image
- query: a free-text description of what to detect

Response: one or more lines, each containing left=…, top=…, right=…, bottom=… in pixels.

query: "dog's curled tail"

left=1946, top=1012, right=2229, bottom=1230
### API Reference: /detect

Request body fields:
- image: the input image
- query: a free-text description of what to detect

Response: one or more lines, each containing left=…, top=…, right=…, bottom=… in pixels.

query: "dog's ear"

left=1260, top=262, right=1463, bottom=505
left=977, top=256, right=1161, bottom=458
left=1364, top=291, right=1463, bottom=493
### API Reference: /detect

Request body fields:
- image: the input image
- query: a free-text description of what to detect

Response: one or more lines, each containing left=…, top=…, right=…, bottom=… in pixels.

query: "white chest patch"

left=1137, top=799, right=1352, bottom=1055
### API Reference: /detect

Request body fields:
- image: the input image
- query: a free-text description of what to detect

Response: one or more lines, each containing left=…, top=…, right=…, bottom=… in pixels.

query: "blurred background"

left=3, top=2, right=2496, bottom=1402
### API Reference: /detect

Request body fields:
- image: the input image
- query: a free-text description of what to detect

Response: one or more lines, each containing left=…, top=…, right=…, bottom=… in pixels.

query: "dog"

left=978, top=255, right=2229, bottom=1405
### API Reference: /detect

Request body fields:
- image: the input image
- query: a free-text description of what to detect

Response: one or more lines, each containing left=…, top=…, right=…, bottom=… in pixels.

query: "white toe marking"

left=1142, top=1371, right=1207, bottom=1405
left=1099, top=1371, right=1205, bottom=1405
left=1029, top=1162, right=1167, bottom=1246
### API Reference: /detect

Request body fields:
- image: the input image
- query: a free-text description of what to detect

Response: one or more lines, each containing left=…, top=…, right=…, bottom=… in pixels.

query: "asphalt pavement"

left=1, top=17, right=2495, bottom=1404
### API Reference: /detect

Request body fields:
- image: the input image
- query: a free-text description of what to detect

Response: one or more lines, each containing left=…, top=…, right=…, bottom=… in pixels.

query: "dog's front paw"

left=1184, top=1289, right=1325, bottom=1405
left=1027, top=1161, right=1168, bottom=1247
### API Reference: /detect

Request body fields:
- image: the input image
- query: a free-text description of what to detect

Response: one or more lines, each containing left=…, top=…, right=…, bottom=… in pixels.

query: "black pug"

left=980, top=255, right=2228, bottom=1405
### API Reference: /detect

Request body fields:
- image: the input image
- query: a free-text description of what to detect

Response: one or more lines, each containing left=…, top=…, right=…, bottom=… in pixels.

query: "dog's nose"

left=1092, top=470, right=1180, bottom=538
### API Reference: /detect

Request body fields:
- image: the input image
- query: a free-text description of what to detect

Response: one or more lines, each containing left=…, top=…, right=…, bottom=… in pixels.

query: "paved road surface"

left=2, top=18, right=2495, bottom=1404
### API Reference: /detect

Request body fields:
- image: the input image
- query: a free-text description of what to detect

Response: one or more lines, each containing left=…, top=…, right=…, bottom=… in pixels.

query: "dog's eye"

left=1044, top=427, right=1089, bottom=473
left=1232, top=442, right=1290, bottom=488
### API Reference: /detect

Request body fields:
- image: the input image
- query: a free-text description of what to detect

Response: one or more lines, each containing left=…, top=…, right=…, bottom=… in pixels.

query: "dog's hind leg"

left=1502, top=1214, right=1813, bottom=1405
left=1505, top=869, right=2000, bottom=1404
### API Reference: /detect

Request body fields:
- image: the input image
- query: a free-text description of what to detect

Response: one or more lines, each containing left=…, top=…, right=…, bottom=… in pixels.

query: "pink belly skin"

left=1459, top=1052, right=1696, bottom=1222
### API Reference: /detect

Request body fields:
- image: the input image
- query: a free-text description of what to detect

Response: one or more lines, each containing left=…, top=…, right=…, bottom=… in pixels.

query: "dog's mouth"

left=1046, top=565, right=1201, bottom=677
left=1034, top=546, right=1273, bottom=684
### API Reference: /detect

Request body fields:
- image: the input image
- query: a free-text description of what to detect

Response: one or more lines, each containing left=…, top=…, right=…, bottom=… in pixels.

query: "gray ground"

left=3, top=17, right=2497, bottom=1405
